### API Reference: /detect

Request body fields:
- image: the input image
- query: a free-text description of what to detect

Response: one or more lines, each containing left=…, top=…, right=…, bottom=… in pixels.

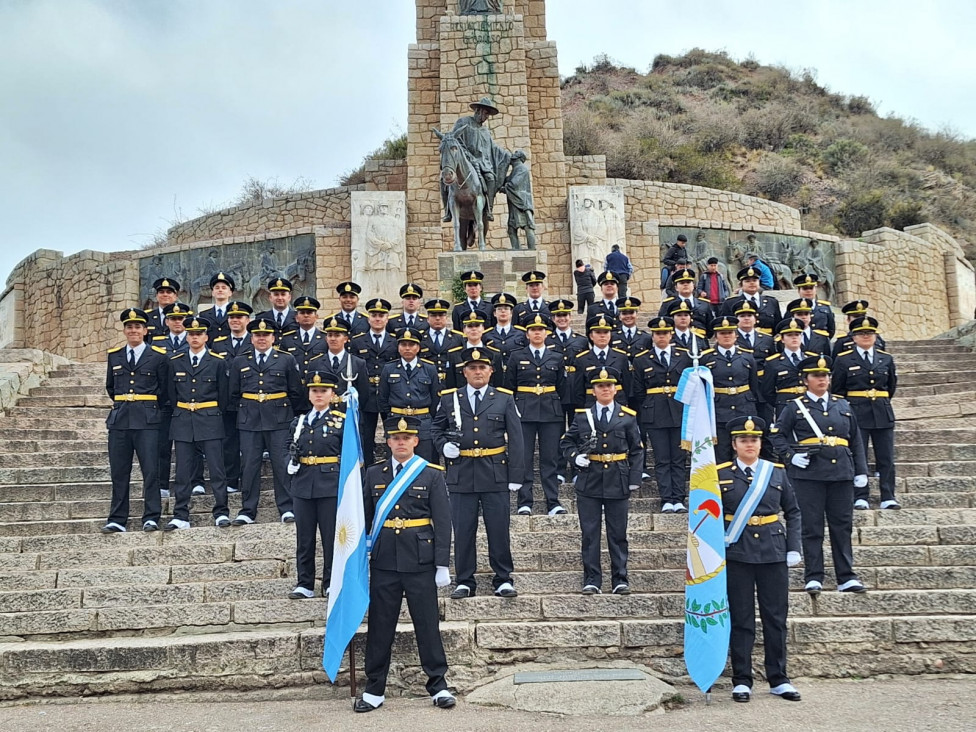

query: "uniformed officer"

left=165, top=316, right=230, bottom=530
left=379, top=327, right=441, bottom=462
left=356, top=416, right=455, bottom=713
left=386, top=283, right=428, bottom=334
left=722, top=267, right=781, bottom=334
left=431, top=347, right=524, bottom=599
left=612, top=296, right=652, bottom=361
left=452, top=270, right=494, bottom=331
left=206, top=272, right=237, bottom=341
left=352, top=298, right=399, bottom=463
left=328, top=280, right=370, bottom=337
left=794, top=272, right=835, bottom=339
left=419, top=298, right=465, bottom=389
left=831, top=316, right=899, bottom=510
left=146, top=277, right=181, bottom=341
left=668, top=300, right=710, bottom=353
left=734, top=301, right=777, bottom=362
left=506, top=313, right=568, bottom=516
left=153, top=301, right=193, bottom=353
left=633, top=317, right=691, bottom=512
left=703, top=316, right=760, bottom=464
left=768, top=356, right=869, bottom=595
left=446, top=312, right=505, bottom=390
left=586, top=271, right=621, bottom=319
left=832, top=300, right=888, bottom=357
left=549, top=297, right=590, bottom=483
left=485, top=293, right=526, bottom=367
left=782, top=298, right=831, bottom=356
left=102, top=309, right=170, bottom=533
left=255, top=277, right=298, bottom=333
left=573, top=315, right=632, bottom=407
left=659, top=268, right=711, bottom=336
left=561, top=367, right=643, bottom=595
left=320, top=316, right=369, bottom=401
left=720, top=416, right=802, bottom=704
left=153, top=301, right=194, bottom=498
left=228, top=318, right=304, bottom=525
left=285, top=370, right=345, bottom=599
left=280, top=296, right=328, bottom=412
left=209, top=300, right=252, bottom=494
left=514, top=270, right=550, bottom=323
left=760, top=317, right=819, bottom=417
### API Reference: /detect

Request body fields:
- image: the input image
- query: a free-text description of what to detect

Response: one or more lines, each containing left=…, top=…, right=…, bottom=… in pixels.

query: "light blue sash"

left=366, top=455, right=428, bottom=551
left=724, top=459, right=775, bottom=546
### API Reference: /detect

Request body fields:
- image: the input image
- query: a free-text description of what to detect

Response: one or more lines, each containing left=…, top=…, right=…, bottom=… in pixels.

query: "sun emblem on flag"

left=335, top=518, right=356, bottom=558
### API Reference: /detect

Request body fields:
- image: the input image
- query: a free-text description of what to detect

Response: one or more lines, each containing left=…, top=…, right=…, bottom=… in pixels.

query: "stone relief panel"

left=0, top=290, right=17, bottom=348
left=138, top=234, right=316, bottom=312
left=351, top=191, right=407, bottom=300
left=569, top=186, right=626, bottom=268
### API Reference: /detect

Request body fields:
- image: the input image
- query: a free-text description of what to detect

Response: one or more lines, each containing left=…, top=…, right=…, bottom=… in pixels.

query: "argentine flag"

left=322, top=386, right=370, bottom=682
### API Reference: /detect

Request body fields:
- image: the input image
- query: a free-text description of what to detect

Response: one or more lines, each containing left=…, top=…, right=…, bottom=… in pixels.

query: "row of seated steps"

left=0, top=339, right=974, bottom=699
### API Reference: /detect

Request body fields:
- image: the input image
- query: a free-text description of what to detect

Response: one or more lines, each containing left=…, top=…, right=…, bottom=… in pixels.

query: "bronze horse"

left=434, top=128, right=488, bottom=251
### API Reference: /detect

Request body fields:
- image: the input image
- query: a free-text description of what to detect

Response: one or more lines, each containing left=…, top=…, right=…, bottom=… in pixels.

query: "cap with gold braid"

left=521, top=270, right=546, bottom=284
left=775, top=317, right=804, bottom=335
left=588, top=366, right=621, bottom=385
left=733, top=300, right=760, bottom=317
left=399, top=283, right=423, bottom=299
left=461, top=311, right=487, bottom=327
left=365, top=298, right=393, bottom=313
left=787, top=297, right=815, bottom=314
left=586, top=314, right=615, bottom=332
left=335, top=281, right=362, bottom=296
left=247, top=318, right=277, bottom=335
left=850, top=315, right=879, bottom=333
left=209, top=272, right=236, bottom=290
left=461, top=347, right=493, bottom=366
left=523, top=313, right=553, bottom=331
left=182, top=316, right=211, bottom=333
left=666, top=299, right=694, bottom=316
left=397, top=327, right=423, bottom=343
left=322, top=316, right=350, bottom=333
left=225, top=301, right=253, bottom=317
left=548, top=298, right=575, bottom=315
left=615, top=296, right=642, bottom=312
left=163, top=302, right=193, bottom=319
left=841, top=300, right=869, bottom=316
left=120, top=308, right=149, bottom=325
left=385, top=415, right=420, bottom=435
left=294, top=296, right=321, bottom=311
left=424, top=298, right=451, bottom=314
left=711, top=315, right=739, bottom=332
left=491, top=292, right=517, bottom=309
left=152, top=277, right=181, bottom=293
left=268, top=278, right=293, bottom=292
left=793, top=273, right=819, bottom=287
left=306, top=370, right=339, bottom=389
left=647, top=316, right=674, bottom=332
left=672, top=268, right=696, bottom=284
left=798, top=355, right=832, bottom=374
left=459, top=270, right=485, bottom=285
left=736, top=266, right=760, bottom=281
left=597, top=271, right=618, bottom=285
left=728, top=415, right=766, bottom=436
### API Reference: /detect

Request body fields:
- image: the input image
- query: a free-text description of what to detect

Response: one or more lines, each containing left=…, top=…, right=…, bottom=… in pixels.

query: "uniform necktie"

left=534, top=349, right=542, bottom=364
left=332, top=356, right=340, bottom=371
left=679, top=333, right=688, bottom=347
left=803, top=332, right=810, bottom=347
left=216, top=308, right=223, bottom=320
left=474, top=389, right=483, bottom=410
left=405, top=362, right=412, bottom=376
left=434, top=331, right=442, bottom=349
left=744, top=466, right=754, bottom=480
left=817, top=397, right=826, bottom=411
left=374, top=334, right=381, bottom=348
left=407, top=315, right=414, bottom=327
left=128, top=349, right=136, bottom=369
left=395, top=462, right=403, bottom=477
left=531, top=301, right=539, bottom=312
left=746, top=333, right=753, bottom=347
left=598, top=351, right=606, bottom=365
left=600, top=406, right=610, bottom=428
left=303, top=331, right=310, bottom=345
left=258, top=353, right=266, bottom=368
left=791, top=352, right=800, bottom=367
left=470, top=300, right=478, bottom=310
left=863, top=350, right=872, bottom=366
left=172, top=336, right=178, bottom=349
left=276, top=312, right=284, bottom=328
left=560, top=333, right=568, bottom=345
left=660, top=350, right=668, bottom=368
left=191, top=355, right=198, bottom=368
left=607, top=303, right=615, bottom=315
left=311, top=411, right=322, bottom=426
left=233, top=338, right=241, bottom=350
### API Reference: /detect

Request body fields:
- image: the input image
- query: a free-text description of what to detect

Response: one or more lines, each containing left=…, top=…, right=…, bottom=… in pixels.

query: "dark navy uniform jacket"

left=206, top=307, right=232, bottom=342
left=351, top=330, right=400, bottom=413
left=811, top=300, right=836, bottom=339
left=288, top=409, right=344, bottom=500
left=561, top=403, right=643, bottom=499
left=255, top=307, right=299, bottom=334
left=420, top=328, right=466, bottom=388
left=573, top=348, right=632, bottom=407
left=387, top=311, right=429, bottom=335
left=279, top=328, right=329, bottom=376
left=364, top=461, right=452, bottom=573
left=445, top=344, right=504, bottom=390
left=167, top=350, right=228, bottom=442
left=323, top=309, right=369, bottom=337
left=105, top=344, right=170, bottom=430
left=378, top=359, right=441, bottom=440
left=211, top=333, right=253, bottom=361
left=513, top=299, right=551, bottom=324
left=632, top=346, right=690, bottom=428
left=701, top=347, right=760, bottom=424
left=760, top=351, right=819, bottom=411
left=768, top=393, right=870, bottom=481
left=736, top=330, right=777, bottom=363
left=611, top=327, right=653, bottom=362
left=721, top=294, right=780, bottom=333
left=831, top=348, right=897, bottom=430
left=504, top=346, right=567, bottom=422
left=485, top=326, right=527, bottom=369
left=451, top=300, right=494, bottom=331
left=659, top=296, right=712, bottom=335
left=228, top=349, right=304, bottom=431
left=316, top=351, right=369, bottom=400
left=719, top=461, right=801, bottom=563
left=431, top=386, right=525, bottom=493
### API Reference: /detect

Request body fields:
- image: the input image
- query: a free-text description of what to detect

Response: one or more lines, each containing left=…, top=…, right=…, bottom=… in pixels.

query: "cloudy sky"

left=2, top=0, right=974, bottom=283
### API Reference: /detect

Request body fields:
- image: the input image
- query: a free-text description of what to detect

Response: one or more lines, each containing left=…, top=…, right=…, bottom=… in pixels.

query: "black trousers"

left=361, top=410, right=387, bottom=465
left=173, top=438, right=227, bottom=521
left=715, top=423, right=733, bottom=465
left=857, top=426, right=896, bottom=502
left=646, top=426, right=686, bottom=505
left=292, top=495, right=336, bottom=591
left=577, top=292, right=594, bottom=314
left=518, top=421, right=563, bottom=511
left=238, top=429, right=293, bottom=519
left=222, top=411, right=241, bottom=488
left=727, top=560, right=790, bottom=689
left=793, top=478, right=858, bottom=584
left=451, top=491, right=514, bottom=591
left=415, top=438, right=435, bottom=464
left=364, top=567, right=448, bottom=698
left=107, top=428, right=160, bottom=526
left=577, top=494, right=629, bottom=589
left=156, top=413, right=173, bottom=494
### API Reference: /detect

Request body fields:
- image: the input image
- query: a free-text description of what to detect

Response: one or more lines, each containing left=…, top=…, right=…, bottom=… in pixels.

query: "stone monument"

left=351, top=191, right=408, bottom=299
left=569, top=185, right=626, bottom=268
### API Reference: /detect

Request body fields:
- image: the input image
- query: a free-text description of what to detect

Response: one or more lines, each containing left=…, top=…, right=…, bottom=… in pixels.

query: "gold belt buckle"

left=597, top=454, right=610, bottom=461
left=369, top=376, right=379, bottom=384
left=534, top=384, right=545, bottom=395
left=470, top=447, right=484, bottom=457
left=824, top=436, right=837, bottom=447
left=188, top=402, right=198, bottom=412
left=403, top=407, right=416, bottom=415
left=255, top=393, right=265, bottom=403
left=727, top=385, right=738, bottom=395
left=747, top=516, right=761, bottom=526
left=867, top=388, right=877, bottom=398
left=664, top=387, right=674, bottom=394
left=122, top=394, right=135, bottom=401
left=393, top=517, right=405, bottom=529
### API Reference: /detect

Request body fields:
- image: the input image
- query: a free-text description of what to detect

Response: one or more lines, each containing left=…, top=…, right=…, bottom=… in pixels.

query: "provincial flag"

left=675, top=363, right=730, bottom=693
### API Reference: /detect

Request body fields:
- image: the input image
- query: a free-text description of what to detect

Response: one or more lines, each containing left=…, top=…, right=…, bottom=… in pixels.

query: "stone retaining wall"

left=0, top=349, right=70, bottom=413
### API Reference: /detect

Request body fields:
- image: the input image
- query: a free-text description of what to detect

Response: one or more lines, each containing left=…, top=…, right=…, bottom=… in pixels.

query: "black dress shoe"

left=777, top=690, right=802, bottom=701
left=432, top=694, right=456, bottom=709
left=354, top=698, right=381, bottom=713
left=732, top=691, right=751, bottom=703
left=449, top=585, right=473, bottom=600
left=494, top=585, right=518, bottom=598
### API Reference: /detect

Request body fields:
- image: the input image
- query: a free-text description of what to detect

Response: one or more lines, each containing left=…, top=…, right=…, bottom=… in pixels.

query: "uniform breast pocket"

left=268, top=369, right=286, bottom=380
left=407, top=488, right=428, bottom=502
left=416, top=529, right=434, bottom=565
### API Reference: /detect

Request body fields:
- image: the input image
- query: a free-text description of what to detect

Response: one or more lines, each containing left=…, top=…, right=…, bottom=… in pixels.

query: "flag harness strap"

left=724, top=459, right=775, bottom=546
left=366, top=455, right=428, bottom=551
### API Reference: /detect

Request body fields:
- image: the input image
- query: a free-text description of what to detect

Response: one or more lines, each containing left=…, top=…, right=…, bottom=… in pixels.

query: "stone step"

left=15, top=396, right=112, bottom=408
left=893, top=382, right=974, bottom=398
left=5, top=407, right=110, bottom=419
left=898, top=370, right=976, bottom=386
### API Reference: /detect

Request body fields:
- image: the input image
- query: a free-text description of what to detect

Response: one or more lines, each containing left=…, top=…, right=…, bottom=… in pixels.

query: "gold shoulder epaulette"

left=486, top=344, right=501, bottom=352
left=330, top=409, right=346, bottom=418
left=611, top=347, right=628, bottom=356
left=716, top=461, right=733, bottom=469
left=719, top=479, right=734, bottom=485
left=831, top=394, right=841, bottom=400
left=453, top=301, right=466, bottom=306
left=152, top=345, right=167, bottom=354
left=427, top=463, right=445, bottom=471
left=210, top=351, right=225, bottom=359
left=804, top=351, right=819, bottom=356
left=634, top=349, right=650, bottom=358
left=876, top=348, right=888, bottom=354
left=417, top=313, right=428, bottom=319
left=170, top=353, right=185, bottom=360
left=837, top=349, right=854, bottom=357
left=575, top=408, right=589, bottom=412
left=107, top=346, right=123, bottom=353
left=420, top=358, right=435, bottom=365
left=818, top=299, right=831, bottom=305
left=621, top=406, right=637, bottom=416
left=495, top=387, right=513, bottom=394
left=440, top=388, right=458, bottom=394
left=450, top=329, right=465, bottom=336
left=765, top=353, right=781, bottom=362
left=152, top=335, right=167, bottom=341
left=447, top=346, right=463, bottom=353
left=281, top=329, right=296, bottom=337
left=814, top=329, right=830, bottom=337
left=700, top=348, right=715, bottom=356
left=662, top=296, right=676, bottom=303
left=213, top=335, right=228, bottom=342
left=351, top=332, right=366, bottom=339
left=308, top=353, right=323, bottom=361
left=575, top=351, right=588, bottom=358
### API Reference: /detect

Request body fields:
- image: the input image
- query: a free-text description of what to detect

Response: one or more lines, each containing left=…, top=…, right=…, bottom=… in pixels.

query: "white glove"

left=287, top=460, right=301, bottom=475
left=786, top=551, right=802, bottom=567
left=508, top=483, right=521, bottom=493
left=790, top=453, right=810, bottom=469
left=435, top=566, right=451, bottom=588
left=628, top=485, right=639, bottom=492
left=575, top=454, right=591, bottom=468
left=854, top=474, right=868, bottom=488
left=442, top=442, right=460, bottom=459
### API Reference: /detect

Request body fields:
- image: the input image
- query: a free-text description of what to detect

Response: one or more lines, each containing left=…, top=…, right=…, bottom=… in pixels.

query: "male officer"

left=102, top=308, right=170, bottom=533
left=612, top=297, right=652, bottom=362
left=561, top=367, right=643, bottom=595
left=446, top=312, right=504, bottom=389
left=165, top=316, right=230, bottom=530
left=386, top=283, right=428, bottom=334
left=831, top=316, right=900, bottom=509
left=768, top=356, right=869, bottom=595
left=794, top=273, right=835, bottom=339
left=832, top=300, right=888, bottom=356
left=586, top=271, right=621, bottom=319
left=320, top=316, right=369, bottom=401
left=633, top=317, right=692, bottom=512
left=506, top=313, right=568, bottom=516
left=352, top=298, right=400, bottom=463
left=702, top=316, right=760, bottom=463
left=659, top=268, right=711, bottom=335
left=379, top=327, right=441, bottom=462
left=761, top=317, right=819, bottom=419
left=153, top=301, right=193, bottom=353
left=328, top=280, right=369, bottom=337
left=206, top=272, right=236, bottom=341
left=668, top=300, right=710, bottom=353
left=514, top=270, right=550, bottom=323
left=256, top=277, right=298, bottom=333
left=210, top=300, right=252, bottom=493
left=146, top=277, right=180, bottom=340
left=573, top=315, right=632, bottom=407
left=228, top=318, right=304, bottom=525
left=420, top=298, right=465, bottom=388
left=432, top=348, right=524, bottom=599
left=452, top=270, right=494, bottom=330
left=549, top=297, right=590, bottom=483
left=280, top=295, right=328, bottom=378
left=153, top=301, right=194, bottom=498
left=722, top=267, right=781, bottom=334
left=485, top=293, right=526, bottom=368
left=734, top=301, right=777, bottom=362
left=357, top=416, right=455, bottom=713
left=783, top=298, right=831, bottom=356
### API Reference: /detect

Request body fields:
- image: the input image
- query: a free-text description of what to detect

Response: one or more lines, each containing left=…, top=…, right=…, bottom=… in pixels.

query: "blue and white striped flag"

left=322, top=386, right=370, bottom=682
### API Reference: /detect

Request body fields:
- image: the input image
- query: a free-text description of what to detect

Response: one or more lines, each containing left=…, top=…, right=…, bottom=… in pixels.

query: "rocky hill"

left=561, top=50, right=976, bottom=255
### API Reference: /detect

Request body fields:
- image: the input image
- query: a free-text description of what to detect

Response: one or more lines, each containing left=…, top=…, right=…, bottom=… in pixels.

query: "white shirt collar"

left=402, top=357, right=418, bottom=368
left=188, top=347, right=207, bottom=358
left=591, top=346, right=608, bottom=356
left=300, top=326, right=317, bottom=336
left=719, top=346, right=735, bottom=357
left=557, top=327, right=573, bottom=337
left=127, top=342, right=147, bottom=360
left=467, top=341, right=484, bottom=348
left=466, top=384, right=485, bottom=400
left=736, top=458, right=759, bottom=472
left=806, top=391, right=830, bottom=403
left=255, top=348, right=273, bottom=358
left=370, top=329, right=385, bottom=338
left=657, top=346, right=670, bottom=359
left=857, top=346, right=873, bottom=358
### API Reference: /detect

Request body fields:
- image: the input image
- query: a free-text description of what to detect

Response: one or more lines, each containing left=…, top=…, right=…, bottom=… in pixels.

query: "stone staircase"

left=1, top=341, right=976, bottom=700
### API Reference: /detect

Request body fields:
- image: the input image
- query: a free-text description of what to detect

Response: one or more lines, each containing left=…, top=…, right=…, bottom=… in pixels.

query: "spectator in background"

left=604, top=245, right=633, bottom=298
left=661, top=234, right=688, bottom=288
left=697, top=257, right=729, bottom=317
left=574, top=259, right=597, bottom=314
left=746, top=253, right=775, bottom=291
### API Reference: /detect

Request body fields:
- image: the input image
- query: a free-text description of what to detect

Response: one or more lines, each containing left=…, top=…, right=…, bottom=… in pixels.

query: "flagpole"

left=348, top=642, right=357, bottom=706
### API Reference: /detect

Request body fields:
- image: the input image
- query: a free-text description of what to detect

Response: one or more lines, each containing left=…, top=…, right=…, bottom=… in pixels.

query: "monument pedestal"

left=438, top=249, right=547, bottom=297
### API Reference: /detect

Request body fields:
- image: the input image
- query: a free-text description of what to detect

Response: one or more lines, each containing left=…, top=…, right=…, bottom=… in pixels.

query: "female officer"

left=286, top=370, right=345, bottom=599
left=720, top=415, right=802, bottom=703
